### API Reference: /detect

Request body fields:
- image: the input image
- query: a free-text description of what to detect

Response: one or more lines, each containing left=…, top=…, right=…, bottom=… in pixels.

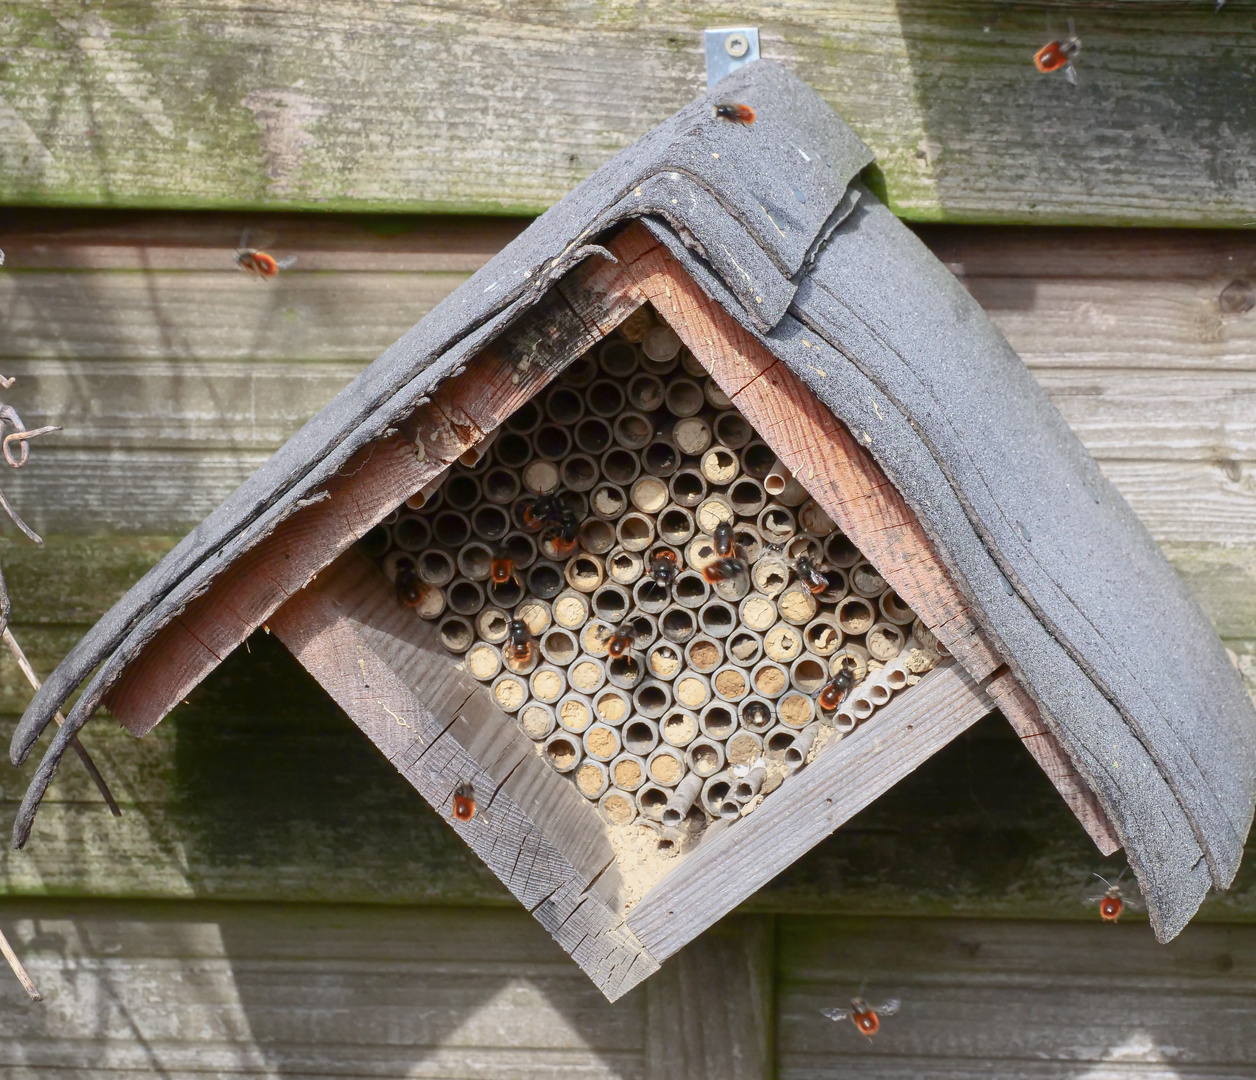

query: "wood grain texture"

left=778, top=915, right=1256, bottom=1078
left=1, top=3, right=1255, bottom=224
left=626, top=662, right=994, bottom=961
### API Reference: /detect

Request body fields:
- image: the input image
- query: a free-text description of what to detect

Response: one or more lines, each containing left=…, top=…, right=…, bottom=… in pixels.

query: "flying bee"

left=1089, top=870, right=1139, bottom=923
left=504, top=618, right=536, bottom=669
left=234, top=230, right=296, bottom=280
left=817, top=657, right=859, bottom=711
left=795, top=554, right=830, bottom=595
left=521, top=491, right=564, bottom=531
left=393, top=557, right=430, bottom=608
left=490, top=545, right=521, bottom=587
left=597, top=622, right=641, bottom=659
left=713, top=102, right=756, bottom=124
left=1034, top=19, right=1081, bottom=85
left=542, top=507, right=582, bottom=559
left=820, top=996, right=900, bottom=1041
left=646, top=548, right=679, bottom=589
left=703, top=556, right=748, bottom=585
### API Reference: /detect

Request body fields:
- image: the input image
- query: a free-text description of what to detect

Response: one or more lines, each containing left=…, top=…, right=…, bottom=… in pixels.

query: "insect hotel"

left=10, top=59, right=1255, bottom=1004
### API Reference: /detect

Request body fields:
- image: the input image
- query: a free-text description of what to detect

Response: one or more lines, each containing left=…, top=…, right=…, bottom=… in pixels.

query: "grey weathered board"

left=1, top=4, right=1255, bottom=224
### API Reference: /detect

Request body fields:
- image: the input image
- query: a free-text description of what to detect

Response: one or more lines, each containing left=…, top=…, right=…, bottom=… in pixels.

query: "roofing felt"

left=11, top=61, right=1255, bottom=941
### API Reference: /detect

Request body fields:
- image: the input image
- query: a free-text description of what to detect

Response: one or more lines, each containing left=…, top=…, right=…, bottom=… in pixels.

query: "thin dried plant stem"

left=0, top=929, right=41, bottom=1002
left=2, top=628, right=121, bottom=818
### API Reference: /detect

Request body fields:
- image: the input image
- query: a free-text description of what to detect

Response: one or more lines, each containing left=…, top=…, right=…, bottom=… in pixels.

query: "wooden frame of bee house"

left=14, top=60, right=1255, bottom=1002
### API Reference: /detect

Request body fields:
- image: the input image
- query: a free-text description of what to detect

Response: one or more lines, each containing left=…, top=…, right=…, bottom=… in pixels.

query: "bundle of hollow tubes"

left=359, top=309, right=942, bottom=832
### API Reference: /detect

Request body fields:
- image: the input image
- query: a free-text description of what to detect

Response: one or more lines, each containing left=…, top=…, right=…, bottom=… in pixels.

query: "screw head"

left=724, top=32, right=749, bottom=58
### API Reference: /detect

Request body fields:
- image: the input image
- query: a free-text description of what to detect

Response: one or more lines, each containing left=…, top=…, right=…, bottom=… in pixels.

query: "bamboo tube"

left=673, top=670, right=712, bottom=711
left=836, top=595, right=876, bottom=636
left=438, top=614, right=475, bottom=654
left=633, top=678, right=673, bottom=719
left=623, top=717, right=661, bottom=756
left=545, top=384, right=585, bottom=426
left=626, top=372, right=665, bottom=413
left=432, top=510, right=472, bottom=548
left=785, top=536, right=821, bottom=564
left=668, top=467, right=708, bottom=508
left=599, top=338, right=639, bottom=377
left=764, top=725, right=797, bottom=756
left=646, top=642, right=683, bottom=681
left=466, top=642, right=503, bottom=682
left=664, top=378, right=705, bottom=418
left=495, top=430, right=533, bottom=469
left=726, top=729, right=764, bottom=767
left=358, top=524, right=392, bottom=559
left=561, top=350, right=599, bottom=388
left=740, top=440, right=776, bottom=480
left=701, top=772, right=734, bottom=815
left=607, top=654, right=644, bottom=690
left=560, top=452, right=599, bottom=492
left=456, top=540, right=494, bottom=581
left=654, top=505, right=693, bottom=548
left=540, top=627, right=579, bottom=667
left=647, top=745, right=686, bottom=787
left=803, top=613, right=843, bottom=657
left=516, top=597, right=553, bottom=637
left=833, top=700, right=859, bottom=734
left=709, top=567, right=750, bottom=605
left=867, top=621, right=908, bottom=662
left=526, top=561, right=565, bottom=600
left=544, top=731, right=584, bottom=773
left=458, top=428, right=499, bottom=469
left=879, top=588, right=916, bottom=626
left=590, top=581, right=631, bottom=624
left=576, top=518, right=613, bottom=556
left=764, top=460, right=793, bottom=499
left=823, top=529, right=861, bottom=568
left=471, top=503, right=510, bottom=542
left=610, top=752, right=648, bottom=791
left=688, top=738, right=727, bottom=779
left=492, top=672, right=529, bottom=714
left=583, top=722, right=623, bottom=763
left=798, top=499, right=836, bottom=536
left=695, top=494, right=733, bottom=535
left=598, top=789, right=638, bottom=826
left=660, top=604, right=697, bottom=644
left=790, top=655, right=828, bottom=695
left=506, top=398, right=543, bottom=435
left=403, top=472, right=445, bottom=512
left=728, top=476, right=767, bottom=518
left=563, top=552, right=605, bottom=594
left=698, top=598, right=737, bottom=639
left=630, top=475, right=669, bottom=514
left=913, top=617, right=949, bottom=657
left=864, top=667, right=894, bottom=707
left=629, top=611, right=659, bottom=648
left=756, top=504, right=796, bottom=545
left=587, top=378, right=627, bottom=418
left=643, top=324, right=682, bottom=363
left=750, top=554, right=790, bottom=598
left=739, top=695, right=775, bottom=732
left=704, top=378, right=733, bottom=410
left=522, top=459, right=560, bottom=496
left=519, top=700, right=557, bottom=741
left=533, top=422, right=573, bottom=460
left=816, top=566, right=848, bottom=604
left=680, top=348, right=706, bottom=378
left=778, top=581, right=819, bottom=626
left=569, top=656, right=608, bottom=696
left=660, top=707, right=700, bottom=748
left=613, top=410, right=654, bottom=451
left=713, top=410, right=753, bottom=450
left=661, top=773, right=704, bottom=827
left=551, top=589, right=590, bottom=631
left=684, top=636, right=724, bottom=674
left=476, top=606, right=512, bottom=643
left=606, top=547, right=644, bottom=585
left=830, top=645, right=870, bottom=682
left=393, top=515, right=431, bottom=553
left=882, top=651, right=913, bottom=692
left=594, top=686, right=632, bottom=725
left=738, top=594, right=778, bottom=634
left=581, top=620, right=612, bottom=657
left=711, top=664, right=750, bottom=703
left=699, top=701, right=737, bottom=741
left=590, top=481, right=628, bottom=519
left=784, top=722, right=824, bottom=770
left=488, top=576, right=525, bottom=609
left=530, top=663, right=568, bottom=705
left=482, top=466, right=521, bottom=505
left=764, top=623, right=803, bottom=663
left=616, top=511, right=655, bottom=552
left=777, top=476, right=811, bottom=506
left=673, top=569, right=711, bottom=610
left=636, top=783, right=671, bottom=822
left=685, top=534, right=719, bottom=575
left=447, top=578, right=485, bottom=616
left=555, top=692, right=595, bottom=734
left=642, top=438, right=680, bottom=478
left=751, top=660, right=790, bottom=699
left=633, top=577, right=671, bottom=615
left=718, top=795, right=744, bottom=819
left=850, top=560, right=889, bottom=598
left=381, top=508, right=401, bottom=526
left=725, top=628, right=763, bottom=668
left=574, top=416, right=613, bottom=456
left=673, top=415, right=712, bottom=456
left=777, top=690, right=815, bottom=730
left=700, top=445, right=739, bottom=486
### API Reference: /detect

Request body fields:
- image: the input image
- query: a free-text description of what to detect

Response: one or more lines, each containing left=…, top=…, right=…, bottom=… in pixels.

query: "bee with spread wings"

left=820, top=995, right=900, bottom=1040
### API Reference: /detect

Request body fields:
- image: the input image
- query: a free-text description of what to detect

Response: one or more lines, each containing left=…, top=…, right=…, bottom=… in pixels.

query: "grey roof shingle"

left=11, top=60, right=1254, bottom=940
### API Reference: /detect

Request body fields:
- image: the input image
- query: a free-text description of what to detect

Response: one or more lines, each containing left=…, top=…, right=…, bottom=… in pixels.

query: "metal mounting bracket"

left=704, top=27, right=760, bottom=90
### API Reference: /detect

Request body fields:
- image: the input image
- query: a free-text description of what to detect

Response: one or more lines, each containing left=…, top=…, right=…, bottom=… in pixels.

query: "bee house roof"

left=12, top=61, right=1255, bottom=970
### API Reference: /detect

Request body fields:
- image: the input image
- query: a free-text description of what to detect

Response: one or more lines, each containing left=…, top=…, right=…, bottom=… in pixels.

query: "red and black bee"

left=490, top=545, right=521, bottom=587
left=647, top=548, right=679, bottom=589
left=394, top=557, right=430, bottom=608
left=504, top=618, right=536, bottom=669
left=816, top=656, right=859, bottom=712
left=1034, top=20, right=1081, bottom=84
left=795, top=554, right=830, bottom=595
left=521, top=491, right=565, bottom=531
left=821, top=996, right=900, bottom=1041
left=703, top=521, right=748, bottom=585
left=1089, top=871, right=1139, bottom=923
left=543, top=507, right=582, bottom=559
left=453, top=782, right=477, bottom=822
left=597, top=622, right=640, bottom=659
left=713, top=521, right=735, bottom=557
left=234, top=230, right=296, bottom=280
left=713, top=102, right=756, bottom=124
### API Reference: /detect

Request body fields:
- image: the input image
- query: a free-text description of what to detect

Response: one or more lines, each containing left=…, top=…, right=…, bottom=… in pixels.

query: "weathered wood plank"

left=1, top=4, right=1253, bottom=224
left=778, top=915, right=1256, bottom=1078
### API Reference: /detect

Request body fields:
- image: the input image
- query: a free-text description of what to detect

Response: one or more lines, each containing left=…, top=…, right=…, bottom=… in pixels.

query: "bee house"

left=12, top=61, right=1255, bottom=1003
